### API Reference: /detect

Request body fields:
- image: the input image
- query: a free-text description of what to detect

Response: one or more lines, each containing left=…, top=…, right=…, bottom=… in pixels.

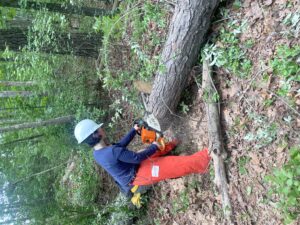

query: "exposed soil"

left=143, top=0, right=300, bottom=224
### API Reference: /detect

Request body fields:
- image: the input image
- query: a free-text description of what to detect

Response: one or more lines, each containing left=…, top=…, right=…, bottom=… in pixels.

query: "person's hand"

left=152, top=141, right=160, bottom=147
left=134, top=124, right=141, bottom=131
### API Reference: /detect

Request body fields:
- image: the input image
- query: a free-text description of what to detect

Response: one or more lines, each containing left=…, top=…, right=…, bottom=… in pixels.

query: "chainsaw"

left=134, top=118, right=165, bottom=151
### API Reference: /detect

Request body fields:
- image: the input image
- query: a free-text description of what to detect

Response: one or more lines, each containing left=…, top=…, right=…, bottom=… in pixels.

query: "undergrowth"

left=93, top=0, right=169, bottom=129
left=270, top=45, right=300, bottom=99
left=203, top=18, right=252, bottom=78
left=267, top=146, right=300, bottom=224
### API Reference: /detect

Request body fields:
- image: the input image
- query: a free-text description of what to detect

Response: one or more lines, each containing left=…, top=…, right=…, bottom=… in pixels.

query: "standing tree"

left=0, top=28, right=103, bottom=58
left=0, top=81, right=36, bottom=86
left=0, top=134, right=44, bottom=147
left=0, top=91, right=33, bottom=98
left=0, top=115, right=74, bottom=133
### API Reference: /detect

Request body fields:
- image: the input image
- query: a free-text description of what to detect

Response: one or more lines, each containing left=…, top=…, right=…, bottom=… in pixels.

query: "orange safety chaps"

left=132, top=142, right=211, bottom=186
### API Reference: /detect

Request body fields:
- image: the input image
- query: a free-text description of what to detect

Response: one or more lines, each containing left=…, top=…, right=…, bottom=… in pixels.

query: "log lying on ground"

left=202, top=59, right=232, bottom=219
left=147, top=0, right=220, bottom=130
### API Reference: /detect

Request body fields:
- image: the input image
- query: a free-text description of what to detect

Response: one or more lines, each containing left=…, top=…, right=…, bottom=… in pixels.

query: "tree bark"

left=0, top=119, right=25, bottom=125
left=0, top=0, right=112, bottom=17
left=202, top=59, right=232, bottom=219
left=148, top=0, right=219, bottom=129
left=9, top=161, right=68, bottom=186
left=0, top=115, right=74, bottom=133
left=0, top=81, right=36, bottom=86
left=0, top=28, right=102, bottom=58
left=0, top=91, right=33, bottom=98
left=0, top=134, right=44, bottom=147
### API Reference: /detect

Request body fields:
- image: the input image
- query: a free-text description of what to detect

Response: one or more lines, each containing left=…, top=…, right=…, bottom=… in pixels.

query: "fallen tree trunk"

left=148, top=0, right=219, bottom=129
left=202, top=59, right=232, bottom=219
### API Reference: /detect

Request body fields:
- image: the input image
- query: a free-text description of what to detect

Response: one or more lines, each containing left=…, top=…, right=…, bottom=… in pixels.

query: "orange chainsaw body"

left=141, top=127, right=165, bottom=151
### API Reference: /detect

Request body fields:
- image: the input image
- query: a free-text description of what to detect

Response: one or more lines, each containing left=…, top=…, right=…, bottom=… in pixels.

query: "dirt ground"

left=144, top=0, right=300, bottom=224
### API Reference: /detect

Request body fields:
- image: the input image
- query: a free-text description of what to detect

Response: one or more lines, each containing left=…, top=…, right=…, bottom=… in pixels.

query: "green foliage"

left=96, top=1, right=167, bottom=87
left=0, top=0, right=167, bottom=224
left=105, top=194, right=134, bottom=225
left=203, top=20, right=252, bottom=78
left=266, top=146, right=300, bottom=224
left=244, top=112, right=277, bottom=148
left=93, top=193, right=147, bottom=225
left=270, top=45, right=300, bottom=101
left=0, top=7, right=16, bottom=28
left=28, top=11, right=69, bottom=51
left=271, top=45, right=300, bottom=81
left=171, top=189, right=190, bottom=214
left=93, top=0, right=169, bottom=132
left=0, top=2, right=108, bottom=223
left=232, top=0, right=242, bottom=10
left=55, top=151, right=100, bottom=207
left=179, top=102, right=190, bottom=115
left=281, top=11, right=300, bottom=38
left=263, top=98, right=274, bottom=107
left=238, top=156, right=249, bottom=175
left=203, top=88, right=220, bottom=103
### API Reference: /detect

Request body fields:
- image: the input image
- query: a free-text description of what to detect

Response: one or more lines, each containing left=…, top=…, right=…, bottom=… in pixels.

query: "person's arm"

left=116, top=128, right=137, bottom=147
left=114, top=144, right=158, bottom=164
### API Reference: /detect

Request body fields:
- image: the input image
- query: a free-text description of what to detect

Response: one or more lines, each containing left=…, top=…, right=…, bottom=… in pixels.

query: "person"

left=74, top=119, right=211, bottom=206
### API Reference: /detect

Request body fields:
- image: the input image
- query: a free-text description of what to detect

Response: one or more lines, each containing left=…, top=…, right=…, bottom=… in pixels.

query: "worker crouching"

left=74, top=119, right=211, bottom=207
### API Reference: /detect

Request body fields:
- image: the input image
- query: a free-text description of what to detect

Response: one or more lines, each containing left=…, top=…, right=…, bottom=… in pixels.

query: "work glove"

left=131, top=192, right=141, bottom=208
left=130, top=185, right=142, bottom=208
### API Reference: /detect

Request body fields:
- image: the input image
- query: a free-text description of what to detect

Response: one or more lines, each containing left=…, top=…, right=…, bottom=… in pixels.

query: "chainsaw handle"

left=158, top=138, right=165, bottom=151
left=136, top=129, right=141, bottom=136
left=133, top=119, right=147, bottom=136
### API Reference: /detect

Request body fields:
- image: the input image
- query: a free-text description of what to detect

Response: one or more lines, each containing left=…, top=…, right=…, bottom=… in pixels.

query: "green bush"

left=266, top=146, right=300, bottom=224
left=56, top=151, right=100, bottom=207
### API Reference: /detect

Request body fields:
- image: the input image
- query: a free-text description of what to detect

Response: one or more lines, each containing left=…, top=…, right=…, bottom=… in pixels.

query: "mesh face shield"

left=84, top=132, right=102, bottom=147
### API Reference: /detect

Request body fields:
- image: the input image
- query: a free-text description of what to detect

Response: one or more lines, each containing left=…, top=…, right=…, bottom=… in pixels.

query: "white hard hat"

left=74, top=119, right=103, bottom=144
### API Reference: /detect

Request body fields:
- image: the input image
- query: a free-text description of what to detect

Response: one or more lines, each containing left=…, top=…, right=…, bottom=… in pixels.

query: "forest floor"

left=139, top=0, right=300, bottom=224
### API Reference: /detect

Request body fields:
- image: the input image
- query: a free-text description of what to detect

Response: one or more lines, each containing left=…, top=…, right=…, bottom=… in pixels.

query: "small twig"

left=212, top=17, right=232, bottom=24
left=266, top=90, right=300, bottom=118
left=240, top=95, right=256, bottom=112
left=239, top=67, right=271, bottom=102
left=192, top=73, right=201, bottom=89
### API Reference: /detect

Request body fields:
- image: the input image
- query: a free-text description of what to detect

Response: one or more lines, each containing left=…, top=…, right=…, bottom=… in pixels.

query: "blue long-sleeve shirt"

left=93, top=128, right=158, bottom=196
